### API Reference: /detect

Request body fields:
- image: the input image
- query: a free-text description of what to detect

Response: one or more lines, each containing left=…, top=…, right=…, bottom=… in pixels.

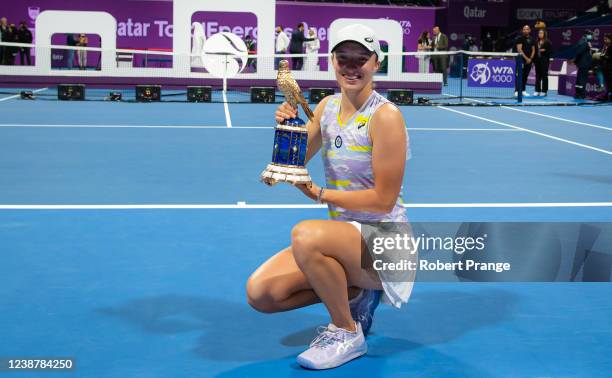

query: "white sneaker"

left=514, top=91, right=518, bottom=97
left=297, top=322, right=367, bottom=370
left=522, top=91, right=530, bottom=97
left=534, top=92, right=541, bottom=96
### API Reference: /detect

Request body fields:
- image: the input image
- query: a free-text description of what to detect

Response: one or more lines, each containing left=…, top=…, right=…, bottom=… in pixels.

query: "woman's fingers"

left=275, top=102, right=298, bottom=123
left=281, top=102, right=297, bottom=117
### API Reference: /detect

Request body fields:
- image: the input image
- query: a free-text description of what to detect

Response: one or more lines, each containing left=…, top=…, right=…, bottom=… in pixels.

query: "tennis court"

left=1, top=87, right=611, bottom=377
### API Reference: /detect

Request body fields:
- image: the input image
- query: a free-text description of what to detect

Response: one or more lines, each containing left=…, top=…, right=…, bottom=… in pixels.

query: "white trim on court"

left=1, top=202, right=611, bottom=210
left=0, top=87, right=49, bottom=102
left=457, top=96, right=612, bottom=132
left=0, top=123, right=520, bottom=132
left=222, top=91, right=232, bottom=128
left=437, top=106, right=612, bottom=156
left=500, top=106, right=612, bottom=132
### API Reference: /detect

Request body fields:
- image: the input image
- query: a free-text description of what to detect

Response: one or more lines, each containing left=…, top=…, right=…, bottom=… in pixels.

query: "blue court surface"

left=1, top=87, right=611, bottom=377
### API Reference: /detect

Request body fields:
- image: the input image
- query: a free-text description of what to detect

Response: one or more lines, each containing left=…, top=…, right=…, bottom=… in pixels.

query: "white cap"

left=330, top=24, right=383, bottom=63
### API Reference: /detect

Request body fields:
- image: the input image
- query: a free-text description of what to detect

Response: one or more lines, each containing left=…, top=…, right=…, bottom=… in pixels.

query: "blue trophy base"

left=260, top=116, right=311, bottom=186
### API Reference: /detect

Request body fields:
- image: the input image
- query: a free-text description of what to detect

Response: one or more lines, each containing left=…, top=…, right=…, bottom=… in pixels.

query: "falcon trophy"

left=260, top=60, right=315, bottom=186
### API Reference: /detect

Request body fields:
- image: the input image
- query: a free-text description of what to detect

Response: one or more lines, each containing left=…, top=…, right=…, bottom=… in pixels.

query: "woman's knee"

left=291, top=221, right=323, bottom=267
left=246, top=275, right=279, bottom=313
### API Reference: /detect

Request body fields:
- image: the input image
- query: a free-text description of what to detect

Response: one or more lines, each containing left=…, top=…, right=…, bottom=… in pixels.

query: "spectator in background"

left=275, top=25, right=289, bottom=69
left=593, top=33, right=611, bottom=101
left=514, top=25, right=535, bottom=97
left=66, top=34, right=76, bottom=69
left=431, top=26, right=449, bottom=85
left=77, top=33, right=88, bottom=70
left=481, top=32, right=494, bottom=52
left=534, top=29, right=552, bottom=96
left=461, top=34, right=477, bottom=78
left=304, top=27, right=320, bottom=72
left=463, top=34, right=478, bottom=52
left=3, top=23, right=18, bottom=65
left=417, top=30, right=432, bottom=73
left=601, top=34, right=612, bottom=101
left=0, top=17, right=8, bottom=65
left=289, top=22, right=315, bottom=71
left=573, top=30, right=593, bottom=99
left=17, top=21, right=32, bottom=65
left=244, top=33, right=257, bottom=71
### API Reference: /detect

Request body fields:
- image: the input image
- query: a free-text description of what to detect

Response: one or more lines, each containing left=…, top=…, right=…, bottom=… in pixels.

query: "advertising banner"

left=467, top=58, right=516, bottom=88
left=0, top=0, right=439, bottom=54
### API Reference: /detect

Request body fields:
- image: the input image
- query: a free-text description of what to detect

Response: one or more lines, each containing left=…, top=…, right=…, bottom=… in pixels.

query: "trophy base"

left=260, top=164, right=312, bottom=186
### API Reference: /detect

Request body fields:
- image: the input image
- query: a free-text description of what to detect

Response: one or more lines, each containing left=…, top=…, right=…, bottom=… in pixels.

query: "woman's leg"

left=543, top=61, right=549, bottom=94
left=246, top=220, right=381, bottom=329
left=535, top=60, right=542, bottom=93
left=247, top=246, right=319, bottom=313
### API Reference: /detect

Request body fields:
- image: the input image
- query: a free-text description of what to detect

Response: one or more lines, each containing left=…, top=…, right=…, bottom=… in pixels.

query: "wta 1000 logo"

left=467, top=59, right=516, bottom=88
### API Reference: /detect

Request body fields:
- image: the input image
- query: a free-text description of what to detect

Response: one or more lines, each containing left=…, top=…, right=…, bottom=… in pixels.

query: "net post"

left=516, top=54, right=523, bottom=103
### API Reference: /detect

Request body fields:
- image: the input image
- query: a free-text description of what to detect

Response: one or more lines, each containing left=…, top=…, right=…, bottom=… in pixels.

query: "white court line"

left=222, top=91, right=232, bottom=128
left=0, top=87, right=48, bottom=102
left=457, top=96, right=612, bottom=132
left=0, top=202, right=611, bottom=210
left=0, top=124, right=519, bottom=131
left=500, top=106, right=612, bottom=132
left=437, top=106, right=612, bottom=156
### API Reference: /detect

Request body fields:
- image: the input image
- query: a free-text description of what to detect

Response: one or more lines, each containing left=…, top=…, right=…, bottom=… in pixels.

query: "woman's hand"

left=275, top=102, right=298, bottom=124
left=294, top=182, right=321, bottom=202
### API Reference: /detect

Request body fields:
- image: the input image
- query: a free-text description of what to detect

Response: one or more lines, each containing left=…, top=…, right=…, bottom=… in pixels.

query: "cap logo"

left=365, top=37, right=374, bottom=43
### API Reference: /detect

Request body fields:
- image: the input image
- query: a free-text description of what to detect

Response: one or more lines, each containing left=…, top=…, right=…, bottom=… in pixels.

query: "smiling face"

left=332, top=41, right=379, bottom=92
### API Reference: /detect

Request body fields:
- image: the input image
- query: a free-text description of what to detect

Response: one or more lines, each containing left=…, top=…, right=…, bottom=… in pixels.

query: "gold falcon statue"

left=277, top=60, right=315, bottom=122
